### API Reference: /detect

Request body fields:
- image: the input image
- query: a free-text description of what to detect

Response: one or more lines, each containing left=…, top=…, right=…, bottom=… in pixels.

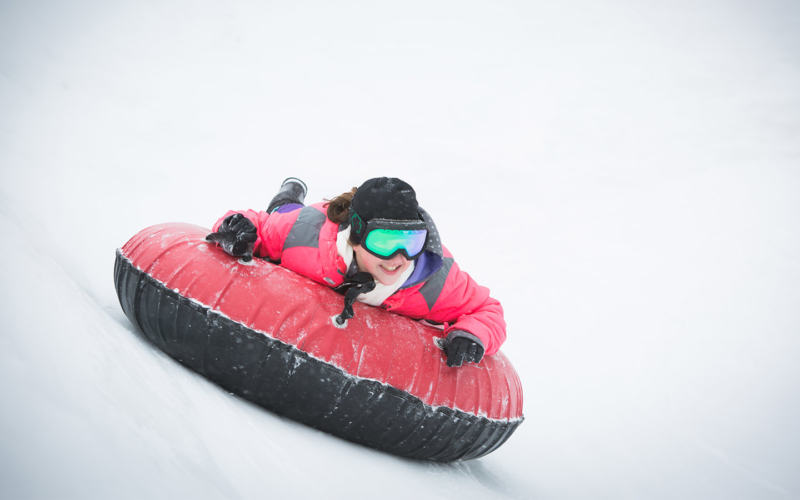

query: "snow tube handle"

left=333, top=272, right=376, bottom=325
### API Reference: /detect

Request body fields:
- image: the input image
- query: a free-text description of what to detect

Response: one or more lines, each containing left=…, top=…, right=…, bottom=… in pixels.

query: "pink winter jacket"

left=213, top=203, right=506, bottom=355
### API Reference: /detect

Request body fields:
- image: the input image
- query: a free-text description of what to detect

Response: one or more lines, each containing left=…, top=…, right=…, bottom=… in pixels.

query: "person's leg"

left=266, top=177, right=308, bottom=213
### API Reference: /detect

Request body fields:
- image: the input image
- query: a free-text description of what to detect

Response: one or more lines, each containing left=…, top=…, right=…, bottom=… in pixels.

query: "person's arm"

left=210, top=208, right=298, bottom=262
left=424, top=258, right=507, bottom=360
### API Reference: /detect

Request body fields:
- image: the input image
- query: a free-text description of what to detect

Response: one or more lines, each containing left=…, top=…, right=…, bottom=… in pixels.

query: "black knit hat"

left=349, top=177, right=422, bottom=244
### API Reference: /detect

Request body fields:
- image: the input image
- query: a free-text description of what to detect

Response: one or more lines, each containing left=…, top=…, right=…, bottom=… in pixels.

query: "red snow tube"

left=114, top=223, right=523, bottom=461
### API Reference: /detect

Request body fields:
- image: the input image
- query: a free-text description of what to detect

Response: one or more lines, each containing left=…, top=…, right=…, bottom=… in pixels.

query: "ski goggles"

left=357, top=217, right=428, bottom=260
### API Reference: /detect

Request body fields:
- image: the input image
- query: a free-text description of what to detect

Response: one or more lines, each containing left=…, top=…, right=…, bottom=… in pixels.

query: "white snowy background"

left=1, top=0, right=799, bottom=498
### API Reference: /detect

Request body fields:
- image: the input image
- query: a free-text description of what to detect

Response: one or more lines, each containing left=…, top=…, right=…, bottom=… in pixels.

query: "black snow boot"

left=267, top=177, right=308, bottom=213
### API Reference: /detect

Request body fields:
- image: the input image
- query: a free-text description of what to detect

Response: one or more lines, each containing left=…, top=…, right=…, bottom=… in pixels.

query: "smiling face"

left=352, top=244, right=413, bottom=286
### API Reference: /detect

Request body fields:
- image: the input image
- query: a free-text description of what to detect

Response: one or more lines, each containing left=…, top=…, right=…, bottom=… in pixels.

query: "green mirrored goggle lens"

left=364, top=229, right=427, bottom=258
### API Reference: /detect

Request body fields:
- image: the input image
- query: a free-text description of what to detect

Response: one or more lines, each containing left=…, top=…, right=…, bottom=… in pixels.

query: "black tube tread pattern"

left=114, top=250, right=522, bottom=462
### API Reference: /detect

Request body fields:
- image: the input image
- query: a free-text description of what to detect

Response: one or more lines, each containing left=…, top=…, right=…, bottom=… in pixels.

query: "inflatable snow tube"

left=114, top=223, right=524, bottom=462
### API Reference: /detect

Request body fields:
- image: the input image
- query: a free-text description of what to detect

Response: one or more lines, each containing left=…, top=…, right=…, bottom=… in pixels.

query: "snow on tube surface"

left=114, top=223, right=524, bottom=461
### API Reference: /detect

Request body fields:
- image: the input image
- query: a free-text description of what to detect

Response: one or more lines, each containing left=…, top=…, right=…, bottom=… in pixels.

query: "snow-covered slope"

left=2, top=0, right=799, bottom=498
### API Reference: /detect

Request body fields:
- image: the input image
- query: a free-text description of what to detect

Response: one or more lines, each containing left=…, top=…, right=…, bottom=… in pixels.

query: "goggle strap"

left=349, top=210, right=366, bottom=242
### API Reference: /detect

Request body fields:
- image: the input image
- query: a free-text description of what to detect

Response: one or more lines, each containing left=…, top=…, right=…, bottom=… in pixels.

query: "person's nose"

left=388, top=254, right=407, bottom=266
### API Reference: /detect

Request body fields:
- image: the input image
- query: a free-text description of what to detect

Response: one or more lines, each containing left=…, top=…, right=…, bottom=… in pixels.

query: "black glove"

left=442, top=332, right=485, bottom=367
left=206, top=213, right=258, bottom=261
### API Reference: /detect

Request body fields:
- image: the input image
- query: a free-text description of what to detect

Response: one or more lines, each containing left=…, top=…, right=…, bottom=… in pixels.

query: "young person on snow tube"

left=207, top=177, right=506, bottom=368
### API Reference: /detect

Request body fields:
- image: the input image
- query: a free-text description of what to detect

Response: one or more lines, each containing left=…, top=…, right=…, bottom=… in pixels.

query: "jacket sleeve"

left=422, top=258, right=507, bottom=356
left=212, top=209, right=299, bottom=262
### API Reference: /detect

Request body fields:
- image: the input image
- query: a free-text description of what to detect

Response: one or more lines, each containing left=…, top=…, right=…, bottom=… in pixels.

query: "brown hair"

left=324, top=187, right=358, bottom=223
